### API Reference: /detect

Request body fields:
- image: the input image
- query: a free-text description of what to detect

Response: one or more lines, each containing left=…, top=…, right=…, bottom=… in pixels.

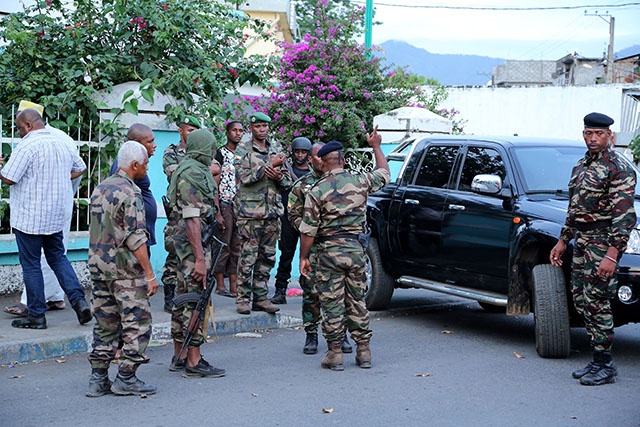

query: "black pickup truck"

left=365, top=135, right=640, bottom=358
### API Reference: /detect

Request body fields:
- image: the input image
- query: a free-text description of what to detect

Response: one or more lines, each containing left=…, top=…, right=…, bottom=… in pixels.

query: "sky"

left=3, top=0, right=639, bottom=60
left=358, top=0, right=640, bottom=60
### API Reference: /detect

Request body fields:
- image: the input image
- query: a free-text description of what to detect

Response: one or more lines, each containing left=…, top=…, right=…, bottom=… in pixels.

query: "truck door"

left=391, top=143, right=462, bottom=280
left=440, top=144, right=513, bottom=291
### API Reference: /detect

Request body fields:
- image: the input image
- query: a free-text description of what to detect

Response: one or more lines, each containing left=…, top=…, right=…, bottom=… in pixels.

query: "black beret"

left=317, top=140, right=344, bottom=157
left=584, top=112, right=614, bottom=129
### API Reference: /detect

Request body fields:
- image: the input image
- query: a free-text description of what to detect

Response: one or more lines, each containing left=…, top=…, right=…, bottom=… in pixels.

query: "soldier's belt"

left=316, top=234, right=359, bottom=243
left=575, top=219, right=612, bottom=232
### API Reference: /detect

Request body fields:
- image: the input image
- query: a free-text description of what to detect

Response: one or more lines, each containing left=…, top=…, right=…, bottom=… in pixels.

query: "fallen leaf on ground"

left=441, top=330, right=453, bottom=334
left=415, top=373, right=431, bottom=377
left=322, top=408, right=334, bottom=413
left=10, top=375, right=24, bottom=379
left=514, top=352, right=525, bottom=359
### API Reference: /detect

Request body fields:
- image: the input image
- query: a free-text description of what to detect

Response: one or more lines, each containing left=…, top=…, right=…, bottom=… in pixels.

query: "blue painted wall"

left=0, top=129, right=401, bottom=288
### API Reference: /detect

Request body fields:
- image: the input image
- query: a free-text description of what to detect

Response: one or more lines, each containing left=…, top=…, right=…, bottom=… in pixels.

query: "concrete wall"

left=438, top=84, right=636, bottom=140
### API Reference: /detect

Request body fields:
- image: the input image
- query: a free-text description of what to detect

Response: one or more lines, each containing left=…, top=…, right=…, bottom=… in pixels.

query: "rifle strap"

left=202, top=299, right=216, bottom=342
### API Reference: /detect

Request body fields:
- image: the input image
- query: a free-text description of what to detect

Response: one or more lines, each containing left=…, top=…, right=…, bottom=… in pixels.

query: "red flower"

left=229, top=68, right=238, bottom=78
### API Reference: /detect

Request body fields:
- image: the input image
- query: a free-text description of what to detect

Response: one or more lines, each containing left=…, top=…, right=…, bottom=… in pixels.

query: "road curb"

left=0, top=313, right=303, bottom=366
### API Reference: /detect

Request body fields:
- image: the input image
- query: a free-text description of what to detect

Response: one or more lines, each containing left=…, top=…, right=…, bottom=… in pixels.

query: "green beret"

left=179, top=115, right=202, bottom=129
left=250, top=112, right=271, bottom=124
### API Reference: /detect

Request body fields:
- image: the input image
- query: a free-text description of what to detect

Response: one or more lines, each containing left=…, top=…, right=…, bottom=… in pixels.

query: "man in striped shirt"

left=0, top=108, right=91, bottom=329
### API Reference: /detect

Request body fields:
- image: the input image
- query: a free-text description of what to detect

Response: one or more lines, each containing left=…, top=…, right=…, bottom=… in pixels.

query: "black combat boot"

left=341, top=336, right=353, bottom=353
left=303, top=333, right=318, bottom=354
left=270, top=288, right=287, bottom=305
left=111, top=370, right=157, bottom=395
left=86, top=368, right=112, bottom=398
left=579, top=351, right=617, bottom=386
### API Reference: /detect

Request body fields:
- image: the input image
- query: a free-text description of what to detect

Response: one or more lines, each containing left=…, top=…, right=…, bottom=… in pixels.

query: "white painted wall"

left=435, top=84, right=638, bottom=142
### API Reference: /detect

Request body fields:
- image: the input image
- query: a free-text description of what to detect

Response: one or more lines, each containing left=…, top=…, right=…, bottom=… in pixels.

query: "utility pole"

left=585, top=11, right=615, bottom=83
left=365, top=0, right=373, bottom=49
left=607, top=16, right=615, bottom=83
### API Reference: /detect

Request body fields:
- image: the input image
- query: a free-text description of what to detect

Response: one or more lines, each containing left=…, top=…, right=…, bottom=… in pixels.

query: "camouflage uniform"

left=87, top=170, right=151, bottom=373
left=288, top=171, right=321, bottom=333
left=234, top=139, right=292, bottom=303
left=299, top=167, right=390, bottom=345
left=560, top=146, right=636, bottom=352
left=170, top=173, right=216, bottom=348
left=161, top=143, right=187, bottom=308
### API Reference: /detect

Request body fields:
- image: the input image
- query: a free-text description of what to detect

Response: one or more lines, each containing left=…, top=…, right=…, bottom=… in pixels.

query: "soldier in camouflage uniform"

left=167, top=129, right=225, bottom=378
left=288, top=142, right=323, bottom=354
left=161, top=115, right=201, bottom=313
left=234, top=112, right=292, bottom=315
left=551, top=112, right=637, bottom=386
left=288, top=142, right=354, bottom=355
left=87, top=141, right=159, bottom=397
left=299, top=127, right=390, bottom=371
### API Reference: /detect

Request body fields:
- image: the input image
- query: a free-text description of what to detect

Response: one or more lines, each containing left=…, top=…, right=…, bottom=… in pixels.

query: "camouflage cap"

left=249, top=112, right=271, bottom=124
left=179, top=115, right=202, bottom=129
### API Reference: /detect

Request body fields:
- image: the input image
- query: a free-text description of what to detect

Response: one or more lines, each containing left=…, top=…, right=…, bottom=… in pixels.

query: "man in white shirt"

left=3, top=102, right=80, bottom=317
left=0, top=108, right=91, bottom=329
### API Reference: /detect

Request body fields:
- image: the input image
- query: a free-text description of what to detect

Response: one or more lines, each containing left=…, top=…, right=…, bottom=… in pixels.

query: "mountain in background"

left=377, top=40, right=505, bottom=86
left=378, top=40, right=640, bottom=87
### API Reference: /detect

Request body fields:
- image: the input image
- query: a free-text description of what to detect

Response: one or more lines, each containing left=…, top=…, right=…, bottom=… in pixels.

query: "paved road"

left=1, top=291, right=639, bottom=427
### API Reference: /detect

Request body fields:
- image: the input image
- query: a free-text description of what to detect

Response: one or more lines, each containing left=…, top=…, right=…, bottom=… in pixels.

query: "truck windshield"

left=513, top=145, right=640, bottom=196
left=512, top=146, right=585, bottom=194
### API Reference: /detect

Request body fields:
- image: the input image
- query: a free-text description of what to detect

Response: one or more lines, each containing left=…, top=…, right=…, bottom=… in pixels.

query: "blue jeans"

left=14, top=229, right=85, bottom=317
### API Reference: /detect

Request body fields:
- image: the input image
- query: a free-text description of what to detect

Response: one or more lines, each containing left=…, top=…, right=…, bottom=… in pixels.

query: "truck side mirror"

left=471, top=174, right=502, bottom=195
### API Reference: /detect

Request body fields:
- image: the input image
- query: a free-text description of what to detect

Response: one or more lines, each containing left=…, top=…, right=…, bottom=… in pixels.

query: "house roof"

left=616, top=51, right=640, bottom=62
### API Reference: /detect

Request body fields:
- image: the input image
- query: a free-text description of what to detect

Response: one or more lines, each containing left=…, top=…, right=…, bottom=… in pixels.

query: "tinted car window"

left=414, top=145, right=460, bottom=188
left=458, top=146, right=506, bottom=191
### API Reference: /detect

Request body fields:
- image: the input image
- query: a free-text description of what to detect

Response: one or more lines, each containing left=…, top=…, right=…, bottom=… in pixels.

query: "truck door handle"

left=405, top=199, right=419, bottom=205
left=448, top=204, right=466, bottom=211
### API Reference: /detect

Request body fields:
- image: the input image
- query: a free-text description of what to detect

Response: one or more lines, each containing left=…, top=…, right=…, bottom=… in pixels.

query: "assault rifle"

left=172, top=219, right=226, bottom=358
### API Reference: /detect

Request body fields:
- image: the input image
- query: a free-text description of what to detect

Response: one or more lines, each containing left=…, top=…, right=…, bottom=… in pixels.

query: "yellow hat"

left=18, top=100, right=44, bottom=116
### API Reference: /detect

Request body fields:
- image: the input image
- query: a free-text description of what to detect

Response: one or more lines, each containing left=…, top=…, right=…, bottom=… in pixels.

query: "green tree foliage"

left=0, top=0, right=275, bottom=140
left=294, top=0, right=357, bottom=38
left=227, top=2, right=460, bottom=149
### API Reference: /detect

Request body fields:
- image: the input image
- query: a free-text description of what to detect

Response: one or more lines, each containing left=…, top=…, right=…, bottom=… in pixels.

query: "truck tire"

left=364, top=238, right=395, bottom=310
left=531, top=264, right=571, bottom=358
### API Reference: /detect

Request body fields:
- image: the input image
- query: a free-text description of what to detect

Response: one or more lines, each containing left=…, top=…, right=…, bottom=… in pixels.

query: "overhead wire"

left=350, top=1, right=640, bottom=11
left=354, top=0, right=638, bottom=60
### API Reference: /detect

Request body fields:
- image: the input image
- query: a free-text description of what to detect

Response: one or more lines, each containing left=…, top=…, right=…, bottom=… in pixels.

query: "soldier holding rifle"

left=166, top=129, right=225, bottom=378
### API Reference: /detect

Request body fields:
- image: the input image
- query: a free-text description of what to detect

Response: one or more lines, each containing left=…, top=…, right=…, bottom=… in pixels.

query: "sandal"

left=4, top=303, right=28, bottom=317
left=46, top=300, right=66, bottom=311
left=215, top=289, right=235, bottom=298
